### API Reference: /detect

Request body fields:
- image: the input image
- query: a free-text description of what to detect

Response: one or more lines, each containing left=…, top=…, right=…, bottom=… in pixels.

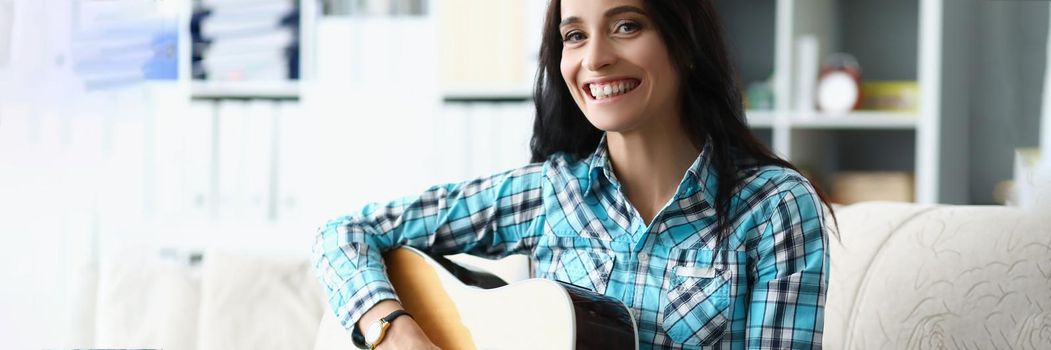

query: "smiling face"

left=558, top=0, right=681, bottom=134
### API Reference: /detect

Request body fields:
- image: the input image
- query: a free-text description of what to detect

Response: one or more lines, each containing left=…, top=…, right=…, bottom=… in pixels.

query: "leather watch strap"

left=381, top=309, right=413, bottom=324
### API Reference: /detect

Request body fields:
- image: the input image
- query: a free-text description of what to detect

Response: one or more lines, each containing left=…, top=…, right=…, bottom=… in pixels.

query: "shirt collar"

left=583, top=133, right=718, bottom=205
left=585, top=133, right=615, bottom=194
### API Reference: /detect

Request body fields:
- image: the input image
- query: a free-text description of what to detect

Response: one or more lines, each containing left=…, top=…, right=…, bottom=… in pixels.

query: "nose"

left=582, top=37, right=616, bottom=72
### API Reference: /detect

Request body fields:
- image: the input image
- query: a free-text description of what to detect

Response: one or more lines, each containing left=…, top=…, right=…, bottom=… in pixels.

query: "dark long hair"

left=530, top=0, right=836, bottom=246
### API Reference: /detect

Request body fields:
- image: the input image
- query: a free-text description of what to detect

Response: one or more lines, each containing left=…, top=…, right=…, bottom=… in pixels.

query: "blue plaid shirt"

left=313, top=135, right=830, bottom=349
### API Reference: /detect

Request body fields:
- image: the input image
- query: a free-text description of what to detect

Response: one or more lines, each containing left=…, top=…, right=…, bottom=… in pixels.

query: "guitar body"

left=313, top=247, right=638, bottom=350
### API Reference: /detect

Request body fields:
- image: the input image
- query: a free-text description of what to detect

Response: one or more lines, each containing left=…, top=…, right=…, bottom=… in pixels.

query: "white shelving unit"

left=173, top=0, right=321, bottom=226
left=720, top=0, right=963, bottom=204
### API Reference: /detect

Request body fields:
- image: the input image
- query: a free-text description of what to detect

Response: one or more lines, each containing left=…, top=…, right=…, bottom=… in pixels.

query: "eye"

left=563, top=30, right=586, bottom=43
left=614, top=21, right=641, bottom=34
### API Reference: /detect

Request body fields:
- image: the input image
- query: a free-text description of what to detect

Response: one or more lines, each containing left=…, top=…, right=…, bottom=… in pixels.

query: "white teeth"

left=589, top=80, right=638, bottom=100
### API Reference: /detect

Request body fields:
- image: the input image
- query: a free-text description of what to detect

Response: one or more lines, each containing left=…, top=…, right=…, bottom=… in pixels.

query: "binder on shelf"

left=192, top=0, right=299, bottom=83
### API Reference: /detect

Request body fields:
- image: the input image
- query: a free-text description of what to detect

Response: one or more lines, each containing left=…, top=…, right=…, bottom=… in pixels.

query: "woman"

left=312, top=0, right=835, bottom=349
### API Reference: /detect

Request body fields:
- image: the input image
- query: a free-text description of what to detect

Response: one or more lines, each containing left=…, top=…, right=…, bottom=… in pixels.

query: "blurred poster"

left=71, top=0, right=180, bottom=89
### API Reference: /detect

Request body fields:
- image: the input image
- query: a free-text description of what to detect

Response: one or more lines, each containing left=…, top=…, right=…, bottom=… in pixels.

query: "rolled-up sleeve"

left=746, top=178, right=831, bottom=349
left=311, top=162, right=547, bottom=340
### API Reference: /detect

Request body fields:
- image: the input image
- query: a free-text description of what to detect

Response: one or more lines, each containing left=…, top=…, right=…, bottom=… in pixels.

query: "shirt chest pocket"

left=536, top=236, right=615, bottom=294
left=659, top=248, right=738, bottom=347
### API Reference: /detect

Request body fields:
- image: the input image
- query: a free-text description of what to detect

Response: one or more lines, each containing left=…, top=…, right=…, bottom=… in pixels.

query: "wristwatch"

left=363, top=309, right=413, bottom=349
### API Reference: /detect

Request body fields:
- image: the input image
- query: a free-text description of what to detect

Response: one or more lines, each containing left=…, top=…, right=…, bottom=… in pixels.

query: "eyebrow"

left=559, top=5, right=647, bottom=27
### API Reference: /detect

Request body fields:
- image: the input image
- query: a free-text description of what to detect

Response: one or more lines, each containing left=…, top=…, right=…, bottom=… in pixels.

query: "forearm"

left=313, top=165, right=545, bottom=345
left=312, top=214, right=401, bottom=340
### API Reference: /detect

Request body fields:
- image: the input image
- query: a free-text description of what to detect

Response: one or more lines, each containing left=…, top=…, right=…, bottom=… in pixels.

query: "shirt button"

left=638, top=253, right=649, bottom=262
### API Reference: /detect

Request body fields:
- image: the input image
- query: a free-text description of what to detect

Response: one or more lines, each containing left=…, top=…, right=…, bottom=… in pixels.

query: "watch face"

left=364, top=321, right=384, bottom=344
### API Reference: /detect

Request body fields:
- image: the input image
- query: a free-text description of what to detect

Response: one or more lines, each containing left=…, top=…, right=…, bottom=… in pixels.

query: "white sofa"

left=823, top=202, right=1051, bottom=349
left=81, top=202, right=1051, bottom=349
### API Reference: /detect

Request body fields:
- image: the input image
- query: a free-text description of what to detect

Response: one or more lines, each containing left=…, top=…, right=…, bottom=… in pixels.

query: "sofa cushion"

left=94, top=253, right=200, bottom=350
left=196, top=252, right=326, bottom=350
left=824, top=201, right=940, bottom=347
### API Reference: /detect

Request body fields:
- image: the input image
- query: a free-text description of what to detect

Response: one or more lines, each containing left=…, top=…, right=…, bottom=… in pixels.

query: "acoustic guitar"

left=313, top=246, right=638, bottom=350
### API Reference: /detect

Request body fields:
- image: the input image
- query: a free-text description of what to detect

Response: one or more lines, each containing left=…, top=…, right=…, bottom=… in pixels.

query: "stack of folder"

left=192, top=0, right=299, bottom=81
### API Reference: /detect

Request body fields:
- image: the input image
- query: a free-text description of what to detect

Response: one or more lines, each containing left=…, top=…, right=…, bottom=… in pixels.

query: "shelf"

left=746, top=110, right=918, bottom=129
left=746, top=110, right=777, bottom=127
left=191, top=81, right=300, bottom=100
left=442, top=85, right=533, bottom=102
left=788, top=111, right=918, bottom=129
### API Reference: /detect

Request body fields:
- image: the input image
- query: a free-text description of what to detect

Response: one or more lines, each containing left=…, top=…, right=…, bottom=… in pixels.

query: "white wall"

left=0, top=3, right=538, bottom=347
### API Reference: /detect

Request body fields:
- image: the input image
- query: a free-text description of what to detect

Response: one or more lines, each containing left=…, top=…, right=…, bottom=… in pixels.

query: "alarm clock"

left=816, top=53, right=862, bottom=114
